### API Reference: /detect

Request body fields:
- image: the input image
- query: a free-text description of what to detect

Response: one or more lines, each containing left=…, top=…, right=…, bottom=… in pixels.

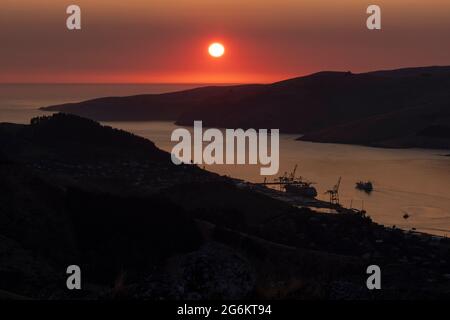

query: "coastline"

left=1, top=113, right=450, bottom=299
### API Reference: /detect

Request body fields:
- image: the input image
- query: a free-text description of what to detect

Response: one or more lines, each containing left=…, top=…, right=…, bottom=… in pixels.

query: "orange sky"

left=1, top=0, right=450, bottom=83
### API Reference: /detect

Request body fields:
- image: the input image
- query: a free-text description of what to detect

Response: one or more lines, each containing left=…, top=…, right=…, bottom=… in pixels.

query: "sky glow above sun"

left=1, top=0, right=450, bottom=83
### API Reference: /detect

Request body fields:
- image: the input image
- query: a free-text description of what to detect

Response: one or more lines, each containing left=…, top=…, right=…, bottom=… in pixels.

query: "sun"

left=208, top=42, right=225, bottom=58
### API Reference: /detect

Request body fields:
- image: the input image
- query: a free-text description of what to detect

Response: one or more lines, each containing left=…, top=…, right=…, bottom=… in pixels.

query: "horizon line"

left=1, top=64, right=449, bottom=86
left=0, top=82, right=249, bottom=86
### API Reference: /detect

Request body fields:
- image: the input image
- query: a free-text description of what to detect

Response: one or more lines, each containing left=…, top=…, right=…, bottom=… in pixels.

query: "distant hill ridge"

left=42, top=66, right=450, bottom=149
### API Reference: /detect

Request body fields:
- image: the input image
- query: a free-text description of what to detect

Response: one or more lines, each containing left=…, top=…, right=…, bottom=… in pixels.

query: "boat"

left=355, top=181, right=373, bottom=193
left=276, top=165, right=318, bottom=198
left=260, top=165, right=318, bottom=199
left=284, top=181, right=318, bottom=198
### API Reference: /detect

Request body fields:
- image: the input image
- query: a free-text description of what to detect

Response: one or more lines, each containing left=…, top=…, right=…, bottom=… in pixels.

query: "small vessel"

left=355, top=181, right=373, bottom=193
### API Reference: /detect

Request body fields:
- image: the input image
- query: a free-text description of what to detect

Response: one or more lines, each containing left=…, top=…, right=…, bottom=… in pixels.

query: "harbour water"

left=1, top=84, right=450, bottom=236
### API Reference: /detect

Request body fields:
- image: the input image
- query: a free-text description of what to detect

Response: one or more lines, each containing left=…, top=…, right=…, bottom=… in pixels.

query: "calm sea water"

left=1, top=84, right=450, bottom=236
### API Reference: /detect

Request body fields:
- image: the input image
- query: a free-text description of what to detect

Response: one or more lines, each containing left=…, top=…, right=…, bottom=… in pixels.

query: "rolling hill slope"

left=42, top=66, right=450, bottom=148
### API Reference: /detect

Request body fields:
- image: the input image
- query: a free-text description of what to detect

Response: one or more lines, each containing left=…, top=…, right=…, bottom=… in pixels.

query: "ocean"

left=1, top=84, right=450, bottom=236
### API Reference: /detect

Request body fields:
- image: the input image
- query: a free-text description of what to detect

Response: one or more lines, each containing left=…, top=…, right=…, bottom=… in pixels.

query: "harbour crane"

left=289, top=164, right=298, bottom=180
left=325, top=177, right=341, bottom=205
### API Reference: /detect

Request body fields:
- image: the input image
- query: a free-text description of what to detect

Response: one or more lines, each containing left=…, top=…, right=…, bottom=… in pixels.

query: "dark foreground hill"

left=42, top=66, right=450, bottom=149
left=1, top=114, right=450, bottom=300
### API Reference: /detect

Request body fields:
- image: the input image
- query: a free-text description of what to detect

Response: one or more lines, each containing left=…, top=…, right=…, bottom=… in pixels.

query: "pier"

left=233, top=165, right=366, bottom=217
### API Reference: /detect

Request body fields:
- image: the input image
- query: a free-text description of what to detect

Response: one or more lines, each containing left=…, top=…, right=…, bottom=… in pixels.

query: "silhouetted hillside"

left=41, top=66, right=450, bottom=149
left=299, top=102, right=450, bottom=149
left=2, top=114, right=450, bottom=299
